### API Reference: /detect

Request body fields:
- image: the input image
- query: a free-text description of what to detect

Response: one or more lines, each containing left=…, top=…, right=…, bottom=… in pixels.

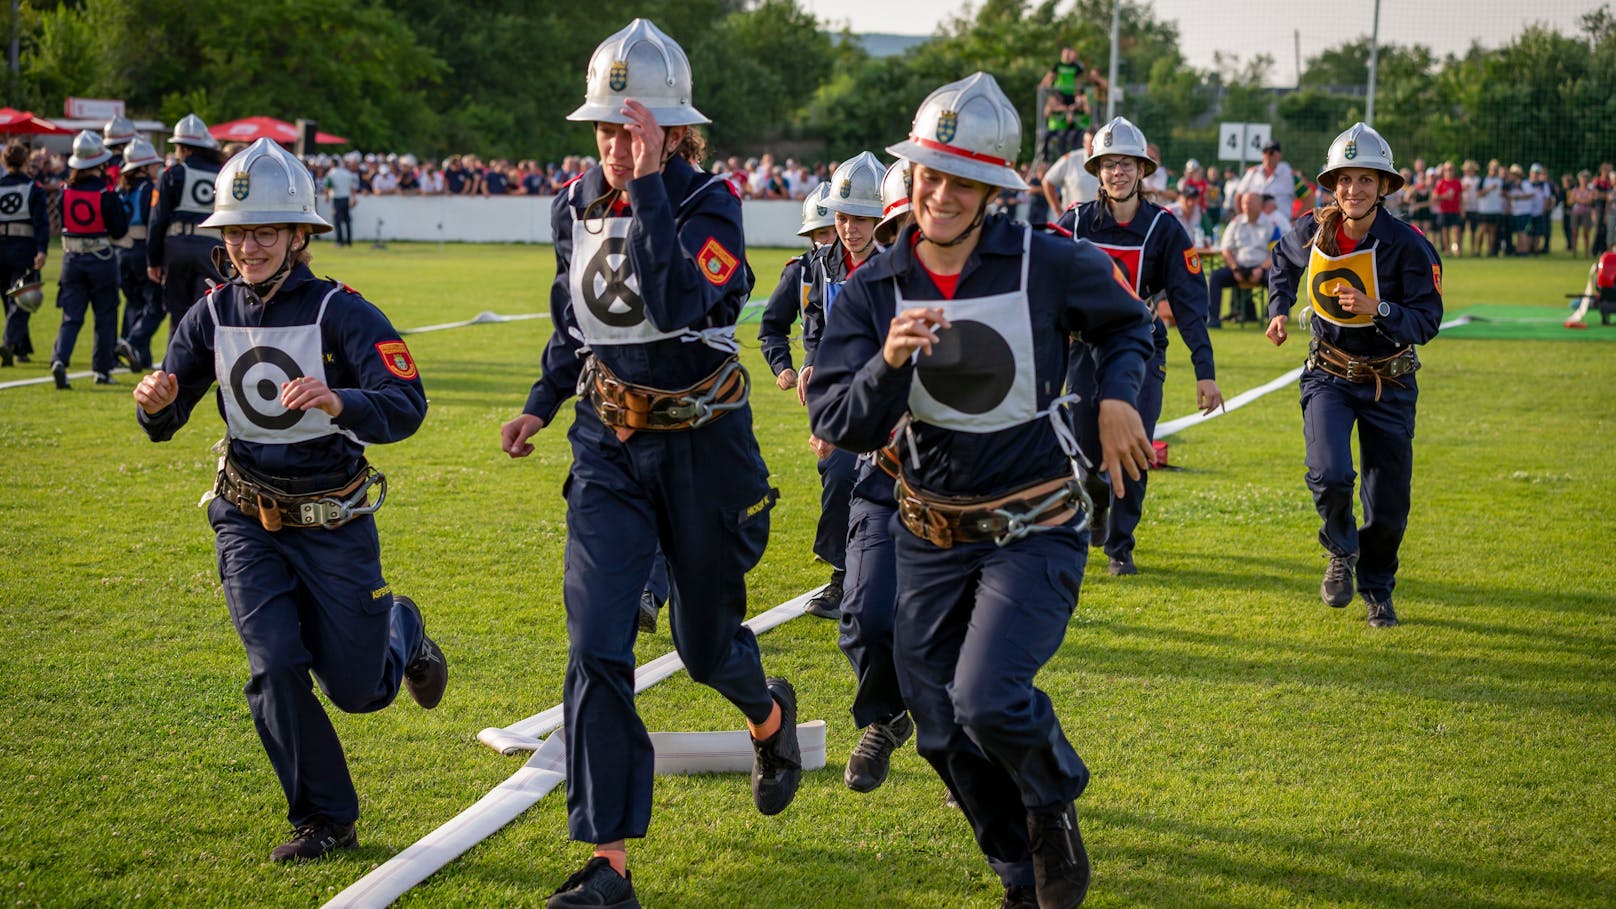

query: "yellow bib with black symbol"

left=901, top=226, right=1037, bottom=433
left=209, top=286, right=349, bottom=445
left=569, top=216, right=688, bottom=346
left=1307, top=244, right=1378, bottom=328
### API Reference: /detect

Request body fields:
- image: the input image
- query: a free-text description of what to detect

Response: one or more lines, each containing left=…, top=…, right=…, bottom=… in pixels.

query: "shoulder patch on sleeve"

left=1431, top=264, right=1442, bottom=294
left=1183, top=248, right=1202, bottom=275
left=697, top=237, right=739, bottom=286
left=375, top=340, right=418, bottom=380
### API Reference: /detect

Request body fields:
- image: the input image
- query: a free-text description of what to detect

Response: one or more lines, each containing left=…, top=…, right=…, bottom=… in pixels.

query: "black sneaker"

left=395, top=595, right=448, bottom=709
left=1321, top=553, right=1358, bottom=607
left=1083, top=475, right=1109, bottom=549
left=636, top=590, right=660, bottom=634
left=93, top=372, right=116, bottom=385
left=0, top=344, right=12, bottom=367
left=270, top=818, right=357, bottom=863
left=1366, top=596, right=1399, bottom=628
left=803, top=568, right=845, bottom=619
left=1107, top=554, right=1136, bottom=576
left=1002, top=884, right=1039, bottom=909
left=1028, top=803, right=1090, bottom=909
left=546, top=856, right=640, bottom=909
left=115, top=339, right=138, bottom=371
left=751, top=677, right=801, bottom=816
left=943, top=787, right=961, bottom=810
left=50, top=360, right=69, bottom=390
left=845, top=711, right=914, bottom=793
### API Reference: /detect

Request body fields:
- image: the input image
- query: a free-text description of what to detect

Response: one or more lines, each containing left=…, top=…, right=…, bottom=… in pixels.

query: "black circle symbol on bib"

left=916, top=319, right=1015, bottom=415
left=1311, top=267, right=1366, bottom=321
left=580, top=236, right=645, bottom=327
left=67, top=198, right=97, bottom=230
left=228, top=345, right=306, bottom=430
left=0, top=193, right=22, bottom=215
left=190, top=177, right=215, bottom=207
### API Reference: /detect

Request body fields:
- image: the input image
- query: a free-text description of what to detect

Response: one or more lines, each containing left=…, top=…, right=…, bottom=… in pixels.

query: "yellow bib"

left=1307, top=244, right=1379, bottom=328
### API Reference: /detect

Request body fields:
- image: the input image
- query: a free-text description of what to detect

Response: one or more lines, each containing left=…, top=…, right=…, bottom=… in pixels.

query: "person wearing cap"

left=809, top=72, right=1156, bottom=909
left=1237, top=139, right=1296, bottom=216
left=48, top=130, right=129, bottom=389
left=1055, top=116, right=1223, bottom=576
left=147, top=113, right=226, bottom=331
left=758, top=182, right=838, bottom=393
left=1266, top=122, right=1443, bottom=630
left=498, top=20, right=799, bottom=908
left=112, top=137, right=166, bottom=372
left=132, top=136, right=445, bottom=862
left=0, top=141, right=50, bottom=367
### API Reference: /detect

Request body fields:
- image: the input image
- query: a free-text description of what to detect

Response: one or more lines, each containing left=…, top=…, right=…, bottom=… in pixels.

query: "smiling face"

left=1333, top=168, right=1387, bottom=220
left=1095, top=154, right=1140, bottom=199
left=911, top=164, right=991, bottom=246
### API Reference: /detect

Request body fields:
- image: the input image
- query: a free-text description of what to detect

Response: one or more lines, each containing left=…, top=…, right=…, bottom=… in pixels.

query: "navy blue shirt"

left=483, top=170, right=508, bottom=195
left=757, top=254, right=808, bottom=376
left=807, top=215, right=1155, bottom=499
left=0, top=172, right=52, bottom=259
left=137, top=264, right=427, bottom=479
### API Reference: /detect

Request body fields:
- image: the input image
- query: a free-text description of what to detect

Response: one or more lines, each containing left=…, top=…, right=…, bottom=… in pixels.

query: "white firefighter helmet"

left=169, top=113, right=219, bottom=150
left=200, top=138, right=331, bottom=233
left=1318, top=122, right=1403, bottom=194
left=121, top=137, right=163, bottom=170
left=799, top=182, right=835, bottom=236
left=824, top=151, right=887, bottom=219
left=885, top=72, right=1026, bottom=190
left=103, top=115, right=137, bottom=148
left=6, top=269, right=43, bottom=313
left=567, top=18, right=708, bottom=126
left=878, top=158, right=913, bottom=234
left=67, top=130, right=113, bottom=170
left=1084, top=116, right=1157, bottom=177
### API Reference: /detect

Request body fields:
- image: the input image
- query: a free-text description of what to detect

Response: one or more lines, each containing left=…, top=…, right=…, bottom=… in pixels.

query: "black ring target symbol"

left=0, top=192, right=22, bottom=215
left=915, top=319, right=1016, bottom=415
left=67, top=198, right=98, bottom=231
left=228, top=345, right=306, bottom=430
left=580, top=236, right=644, bottom=328
left=1311, top=267, right=1367, bottom=321
left=190, top=177, right=215, bottom=207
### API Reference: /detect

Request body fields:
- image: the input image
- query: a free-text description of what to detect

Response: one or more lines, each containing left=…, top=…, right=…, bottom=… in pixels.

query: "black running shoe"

left=115, top=339, right=138, bottom=371
left=845, top=712, right=914, bottom=793
left=395, top=595, right=447, bottom=709
left=1107, top=554, right=1137, bottom=576
left=803, top=568, right=845, bottom=619
left=51, top=360, right=69, bottom=390
left=0, top=344, right=12, bottom=367
left=1321, top=553, right=1358, bottom=607
left=1002, top=884, right=1039, bottom=909
left=636, top=590, right=660, bottom=634
left=270, top=818, right=357, bottom=863
left=751, top=677, right=801, bottom=816
left=546, top=856, right=640, bottom=909
left=1366, top=596, right=1399, bottom=628
left=1028, top=802, right=1090, bottom=909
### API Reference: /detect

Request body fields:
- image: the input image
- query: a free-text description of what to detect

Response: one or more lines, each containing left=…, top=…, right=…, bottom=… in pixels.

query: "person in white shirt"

left=1042, top=130, right=1098, bottom=213
left=322, top=162, right=360, bottom=247
left=1475, top=159, right=1504, bottom=255
left=370, top=165, right=399, bottom=195
left=1236, top=140, right=1295, bottom=216
left=1207, top=191, right=1277, bottom=324
left=1141, top=143, right=1169, bottom=201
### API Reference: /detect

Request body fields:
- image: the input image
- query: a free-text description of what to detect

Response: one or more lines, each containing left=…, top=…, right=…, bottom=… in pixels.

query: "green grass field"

left=1, top=241, right=1613, bottom=908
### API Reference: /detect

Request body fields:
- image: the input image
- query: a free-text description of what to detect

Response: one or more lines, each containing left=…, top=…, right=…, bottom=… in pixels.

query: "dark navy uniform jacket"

left=807, top=215, right=1156, bottom=500
left=1057, top=198, right=1216, bottom=381
left=1268, top=210, right=1443, bottom=358
left=522, top=156, right=753, bottom=425
left=0, top=172, right=51, bottom=259
left=138, top=264, right=427, bottom=480
left=147, top=158, right=222, bottom=266
left=757, top=254, right=807, bottom=376
left=800, top=238, right=861, bottom=370
left=60, top=175, right=129, bottom=240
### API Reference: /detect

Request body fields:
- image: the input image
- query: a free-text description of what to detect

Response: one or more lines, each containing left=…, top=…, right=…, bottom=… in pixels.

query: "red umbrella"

left=0, top=107, right=74, bottom=136
left=209, top=116, right=349, bottom=146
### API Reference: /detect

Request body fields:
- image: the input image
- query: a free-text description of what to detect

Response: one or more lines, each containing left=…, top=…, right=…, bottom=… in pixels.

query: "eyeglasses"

left=222, top=225, right=285, bottom=247
left=1097, top=158, right=1138, bottom=173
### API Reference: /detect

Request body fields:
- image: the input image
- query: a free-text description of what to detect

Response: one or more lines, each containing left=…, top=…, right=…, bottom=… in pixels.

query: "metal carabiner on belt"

left=674, top=358, right=750, bottom=428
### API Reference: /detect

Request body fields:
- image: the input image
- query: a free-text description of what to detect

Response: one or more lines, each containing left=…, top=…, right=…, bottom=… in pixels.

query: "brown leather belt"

left=583, top=354, right=749, bottom=432
left=1307, top=338, right=1418, bottom=401
left=897, top=474, right=1085, bottom=548
left=217, top=455, right=385, bottom=532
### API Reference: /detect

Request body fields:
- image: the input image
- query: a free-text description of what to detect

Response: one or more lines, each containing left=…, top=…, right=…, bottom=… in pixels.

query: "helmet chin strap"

left=212, top=232, right=303, bottom=301
left=1343, top=198, right=1383, bottom=223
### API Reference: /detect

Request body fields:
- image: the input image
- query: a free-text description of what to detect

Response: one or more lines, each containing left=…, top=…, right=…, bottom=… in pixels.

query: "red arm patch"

left=697, top=237, right=739, bottom=286
left=375, top=340, right=418, bottom=380
left=1183, top=248, right=1202, bottom=275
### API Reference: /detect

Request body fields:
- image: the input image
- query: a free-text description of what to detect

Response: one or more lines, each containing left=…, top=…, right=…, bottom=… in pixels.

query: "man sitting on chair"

left=1208, top=191, right=1278, bottom=324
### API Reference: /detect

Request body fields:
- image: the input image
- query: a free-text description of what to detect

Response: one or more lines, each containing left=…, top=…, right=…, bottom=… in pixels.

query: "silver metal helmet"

left=798, top=182, right=835, bottom=236
left=6, top=269, right=43, bottom=314
left=200, top=138, right=332, bottom=233
left=103, top=115, right=137, bottom=148
left=169, top=113, right=219, bottom=150
left=1084, top=117, right=1157, bottom=177
left=1184, top=157, right=1201, bottom=173
left=824, top=151, right=887, bottom=219
left=878, top=158, right=913, bottom=234
left=67, top=130, right=113, bottom=170
left=885, top=72, right=1027, bottom=190
left=121, top=137, right=163, bottom=170
left=567, top=19, right=709, bottom=126
left=1318, top=122, right=1403, bottom=194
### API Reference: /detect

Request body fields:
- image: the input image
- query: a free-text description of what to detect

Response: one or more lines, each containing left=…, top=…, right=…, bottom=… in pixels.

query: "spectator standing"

left=1596, top=162, right=1615, bottom=254
left=1432, top=161, right=1463, bottom=256
left=442, top=155, right=469, bottom=195
left=1043, top=130, right=1098, bottom=213
left=418, top=160, right=444, bottom=195
left=482, top=160, right=509, bottom=196
left=1236, top=140, right=1295, bottom=215
left=1559, top=172, right=1576, bottom=255
left=1203, top=164, right=1224, bottom=232
left=1571, top=171, right=1596, bottom=257
left=323, top=158, right=360, bottom=247
left=370, top=164, right=399, bottom=196
left=1476, top=160, right=1505, bottom=256
left=1527, top=164, right=1553, bottom=254
left=1141, top=143, right=1169, bottom=202
left=1460, top=160, right=1481, bottom=254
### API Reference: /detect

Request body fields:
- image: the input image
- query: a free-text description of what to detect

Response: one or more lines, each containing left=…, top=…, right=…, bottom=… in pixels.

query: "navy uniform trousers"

left=1, top=239, right=35, bottom=357
left=561, top=410, right=778, bottom=844
left=893, top=517, right=1092, bottom=888
left=838, top=494, right=903, bottom=727
left=117, top=240, right=164, bottom=366
left=209, top=498, right=421, bottom=826
left=1069, top=340, right=1167, bottom=560
left=51, top=250, right=120, bottom=374
left=160, top=234, right=223, bottom=328
left=1300, top=368, right=1417, bottom=601
left=815, top=447, right=857, bottom=569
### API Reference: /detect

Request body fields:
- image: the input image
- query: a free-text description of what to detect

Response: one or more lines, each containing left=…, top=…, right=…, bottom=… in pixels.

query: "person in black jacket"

left=146, top=114, right=225, bottom=330
left=0, top=141, right=50, bottom=366
left=49, top=131, right=129, bottom=388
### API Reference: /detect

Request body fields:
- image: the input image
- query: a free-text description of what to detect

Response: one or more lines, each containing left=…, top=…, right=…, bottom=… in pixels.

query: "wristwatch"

left=1376, top=300, right=1392, bottom=318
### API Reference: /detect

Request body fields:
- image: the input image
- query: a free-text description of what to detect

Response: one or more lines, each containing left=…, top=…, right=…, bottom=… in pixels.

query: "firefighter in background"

left=147, top=114, right=226, bottom=331
left=102, top=114, right=137, bottom=185
left=114, top=138, right=166, bottom=372
left=49, top=131, right=129, bottom=389
left=0, top=141, right=49, bottom=366
left=758, top=181, right=837, bottom=392
left=1565, top=248, right=1616, bottom=326
left=1056, top=116, right=1223, bottom=576
left=499, top=20, right=800, bottom=908
left=133, top=137, right=445, bottom=862
left=1267, top=122, right=1443, bottom=628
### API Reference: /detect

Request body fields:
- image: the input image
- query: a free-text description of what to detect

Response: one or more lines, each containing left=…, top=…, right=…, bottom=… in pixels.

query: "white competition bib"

left=209, top=287, right=344, bottom=444
left=903, top=226, right=1038, bottom=433
left=175, top=166, right=216, bottom=216
left=0, top=184, right=29, bottom=223
left=569, top=216, right=686, bottom=346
